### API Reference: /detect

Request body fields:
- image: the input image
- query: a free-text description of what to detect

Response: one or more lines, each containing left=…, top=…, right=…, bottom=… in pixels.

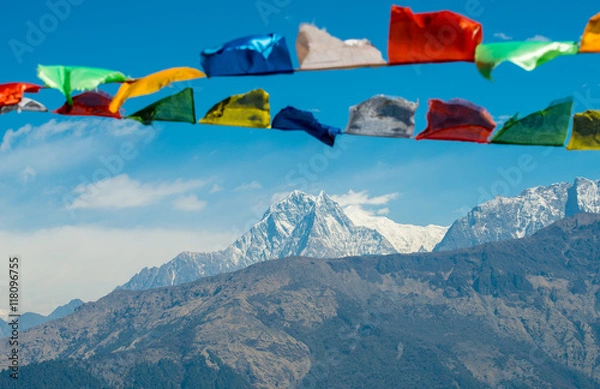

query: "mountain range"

left=435, top=177, right=600, bottom=251
left=2, top=213, right=600, bottom=388
left=121, top=178, right=600, bottom=293
left=119, top=190, right=448, bottom=290
left=0, top=299, right=84, bottom=338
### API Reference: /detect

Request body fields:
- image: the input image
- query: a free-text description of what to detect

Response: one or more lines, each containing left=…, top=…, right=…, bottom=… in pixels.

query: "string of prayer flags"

left=37, top=65, right=128, bottom=104
left=475, top=41, right=579, bottom=80
left=296, top=24, right=386, bottom=70
left=108, top=67, right=205, bottom=113
left=388, top=6, right=482, bottom=65
left=491, top=97, right=574, bottom=146
left=200, top=34, right=294, bottom=77
left=272, top=106, right=341, bottom=146
left=199, top=89, right=271, bottom=128
left=580, top=13, right=600, bottom=53
left=416, top=98, right=496, bottom=143
left=0, top=98, right=47, bottom=115
left=345, top=95, right=417, bottom=138
left=566, top=110, right=600, bottom=150
left=128, top=88, right=196, bottom=125
left=54, top=91, right=121, bottom=119
left=0, top=83, right=43, bottom=107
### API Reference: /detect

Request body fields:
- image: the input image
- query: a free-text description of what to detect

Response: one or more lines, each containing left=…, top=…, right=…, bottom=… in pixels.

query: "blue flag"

left=201, top=34, right=294, bottom=77
left=272, top=106, right=341, bottom=146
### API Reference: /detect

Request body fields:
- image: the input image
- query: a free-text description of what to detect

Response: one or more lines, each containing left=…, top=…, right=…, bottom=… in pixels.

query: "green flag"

left=475, top=41, right=578, bottom=80
left=491, top=97, right=573, bottom=146
left=127, top=88, right=196, bottom=125
left=37, top=65, right=128, bottom=104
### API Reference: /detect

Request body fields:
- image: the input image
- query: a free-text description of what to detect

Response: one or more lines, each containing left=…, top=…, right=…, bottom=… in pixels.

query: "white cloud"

left=526, top=34, right=551, bottom=42
left=331, top=190, right=399, bottom=207
left=1, top=124, right=32, bottom=152
left=20, top=167, right=36, bottom=184
left=376, top=208, right=390, bottom=216
left=210, top=184, right=223, bottom=193
left=1, top=119, right=149, bottom=152
left=0, top=119, right=155, bottom=178
left=67, top=174, right=207, bottom=210
left=494, top=32, right=512, bottom=40
left=173, top=195, right=207, bottom=211
left=235, top=181, right=262, bottom=191
left=332, top=190, right=399, bottom=222
left=342, top=204, right=377, bottom=223
left=0, top=226, right=235, bottom=314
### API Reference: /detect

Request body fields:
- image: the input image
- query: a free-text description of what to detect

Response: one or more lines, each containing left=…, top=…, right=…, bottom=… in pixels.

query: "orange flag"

left=388, top=5, right=483, bottom=65
left=580, top=12, right=600, bottom=53
left=0, top=83, right=43, bottom=107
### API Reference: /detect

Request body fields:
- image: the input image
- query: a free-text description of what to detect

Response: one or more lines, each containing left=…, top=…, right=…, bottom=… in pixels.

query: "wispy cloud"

left=67, top=174, right=207, bottom=210
left=0, top=119, right=154, bottom=178
left=526, top=34, right=551, bottom=42
left=20, top=167, right=36, bottom=184
left=1, top=119, right=149, bottom=152
left=173, top=195, right=207, bottom=211
left=494, top=32, right=512, bottom=40
left=332, top=190, right=399, bottom=207
left=376, top=208, right=390, bottom=215
left=210, top=184, right=223, bottom=193
left=235, top=181, right=262, bottom=191
left=332, top=190, right=399, bottom=221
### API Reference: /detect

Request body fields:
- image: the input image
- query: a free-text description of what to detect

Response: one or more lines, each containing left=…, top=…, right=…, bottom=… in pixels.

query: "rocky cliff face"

left=4, top=214, right=600, bottom=388
left=435, top=177, right=600, bottom=251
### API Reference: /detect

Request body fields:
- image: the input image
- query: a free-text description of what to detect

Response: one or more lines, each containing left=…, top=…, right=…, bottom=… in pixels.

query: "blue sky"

left=0, top=0, right=599, bottom=312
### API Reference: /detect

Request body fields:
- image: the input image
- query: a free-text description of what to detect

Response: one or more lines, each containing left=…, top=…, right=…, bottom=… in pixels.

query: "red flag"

left=388, top=6, right=483, bottom=65
left=416, top=98, right=496, bottom=143
left=0, top=83, right=43, bottom=107
left=54, top=91, right=121, bottom=118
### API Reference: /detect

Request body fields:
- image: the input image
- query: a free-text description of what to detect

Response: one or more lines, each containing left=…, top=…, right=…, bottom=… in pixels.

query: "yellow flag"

left=199, top=89, right=270, bottom=128
left=109, top=67, right=205, bottom=113
left=567, top=110, right=600, bottom=150
left=580, top=13, right=600, bottom=53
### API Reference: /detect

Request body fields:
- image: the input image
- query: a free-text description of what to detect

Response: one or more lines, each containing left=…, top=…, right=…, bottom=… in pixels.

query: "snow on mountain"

left=120, top=190, right=446, bottom=291
left=343, top=205, right=448, bottom=252
left=435, top=177, right=600, bottom=252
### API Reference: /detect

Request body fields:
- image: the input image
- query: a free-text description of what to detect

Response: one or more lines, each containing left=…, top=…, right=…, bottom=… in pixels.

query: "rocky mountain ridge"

left=3, top=214, right=600, bottom=388
left=120, top=190, right=447, bottom=290
left=435, top=177, right=600, bottom=251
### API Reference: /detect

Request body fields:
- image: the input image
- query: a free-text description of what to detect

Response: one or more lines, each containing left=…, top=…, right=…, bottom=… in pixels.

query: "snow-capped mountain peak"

left=435, top=177, right=600, bottom=251
left=120, top=190, right=447, bottom=291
